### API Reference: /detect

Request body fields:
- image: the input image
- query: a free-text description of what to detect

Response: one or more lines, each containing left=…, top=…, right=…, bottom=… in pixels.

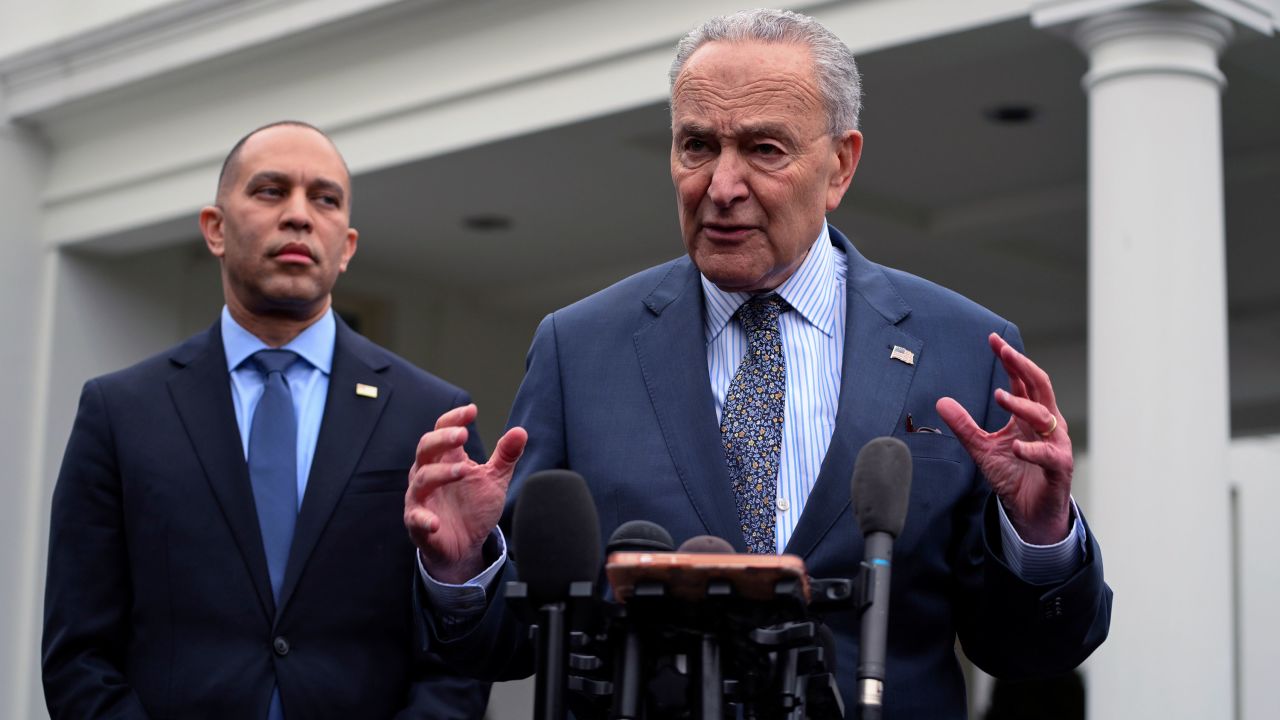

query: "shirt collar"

left=221, top=305, right=336, bottom=375
left=701, top=221, right=840, bottom=343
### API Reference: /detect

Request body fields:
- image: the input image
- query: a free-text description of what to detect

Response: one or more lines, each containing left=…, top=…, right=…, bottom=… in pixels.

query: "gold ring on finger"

left=1038, top=414, right=1058, bottom=438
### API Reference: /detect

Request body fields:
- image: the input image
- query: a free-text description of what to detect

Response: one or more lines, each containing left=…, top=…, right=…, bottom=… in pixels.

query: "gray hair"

left=668, top=8, right=863, bottom=134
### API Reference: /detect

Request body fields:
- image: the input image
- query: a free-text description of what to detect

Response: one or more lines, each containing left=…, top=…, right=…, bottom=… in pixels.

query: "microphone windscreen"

left=851, top=436, right=912, bottom=537
left=512, top=469, right=601, bottom=604
left=677, top=535, right=735, bottom=553
left=607, top=520, right=675, bottom=555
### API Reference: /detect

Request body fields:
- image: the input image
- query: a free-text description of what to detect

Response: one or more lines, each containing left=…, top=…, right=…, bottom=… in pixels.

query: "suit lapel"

left=277, top=318, right=391, bottom=616
left=167, top=324, right=276, bottom=619
left=633, top=261, right=748, bottom=551
left=784, top=229, right=922, bottom=559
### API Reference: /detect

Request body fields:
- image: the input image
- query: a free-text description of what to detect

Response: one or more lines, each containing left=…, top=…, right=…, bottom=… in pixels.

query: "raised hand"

left=936, top=333, right=1073, bottom=545
left=405, top=404, right=527, bottom=583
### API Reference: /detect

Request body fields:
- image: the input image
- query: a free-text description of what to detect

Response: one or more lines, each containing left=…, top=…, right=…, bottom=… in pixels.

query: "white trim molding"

left=0, top=0, right=435, bottom=122
left=21, top=0, right=1033, bottom=250
left=1032, top=0, right=1276, bottom=34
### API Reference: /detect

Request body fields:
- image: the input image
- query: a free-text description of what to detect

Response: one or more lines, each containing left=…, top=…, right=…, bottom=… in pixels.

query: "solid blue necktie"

left=720, top=295, right=788, bottom=555
left=248, top=349, right=298, bottom=720
left=248, top=349, right=300, bottom=602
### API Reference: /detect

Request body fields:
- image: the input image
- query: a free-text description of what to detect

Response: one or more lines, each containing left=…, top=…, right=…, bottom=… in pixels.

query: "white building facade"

left=2, top=1, right=1277, bottom=717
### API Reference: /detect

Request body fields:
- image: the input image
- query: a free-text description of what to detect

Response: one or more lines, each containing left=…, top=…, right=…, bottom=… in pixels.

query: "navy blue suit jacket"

left=44, top=316, right=490, bottom=719
left=428, top=228, right=1111, bottom=718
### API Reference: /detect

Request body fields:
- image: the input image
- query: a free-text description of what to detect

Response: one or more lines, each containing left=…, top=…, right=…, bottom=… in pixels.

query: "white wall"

left=1230, top=434, right=1280, bottom=720
left=0, top=122, right=53, bottom=720
left=6, top=1, right=1277, bottom=717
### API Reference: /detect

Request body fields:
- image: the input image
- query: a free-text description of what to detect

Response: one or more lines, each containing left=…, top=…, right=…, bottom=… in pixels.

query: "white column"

left=0, top=122, right=55, bottom=719
left=1076, top=7, right=1235, bottom=719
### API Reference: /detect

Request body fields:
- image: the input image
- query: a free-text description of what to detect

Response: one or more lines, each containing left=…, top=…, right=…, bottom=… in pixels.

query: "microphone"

left=606, top=520, right=675, bottom=555
left=850, top=437, right=912, bottom=720
left=604, top=521, right=672, bottom=719
left=511, top=470, right=601, bottom=720
left=677, top=534, right=735, bottom=553
left=675, top=534, right=736, bottom=720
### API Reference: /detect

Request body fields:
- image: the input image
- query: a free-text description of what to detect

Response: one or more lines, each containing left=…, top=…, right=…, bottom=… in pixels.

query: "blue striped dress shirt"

left=702, top=223, right=845, bottom=552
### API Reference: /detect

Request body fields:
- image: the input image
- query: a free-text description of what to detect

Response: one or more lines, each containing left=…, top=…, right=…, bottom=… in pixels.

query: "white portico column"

left=1073, top=7, right=1234, bottom=719
left=0, top=121, right=54, bottom=720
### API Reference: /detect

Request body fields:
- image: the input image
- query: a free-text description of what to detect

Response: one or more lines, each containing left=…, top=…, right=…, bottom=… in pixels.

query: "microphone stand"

left=698, top=631, right=722, bottom=720
left=533, top=601, right=568, bottom=720
left=508, top=580, right=597, bottom=720
left=612, top=624, right=643, bottom=719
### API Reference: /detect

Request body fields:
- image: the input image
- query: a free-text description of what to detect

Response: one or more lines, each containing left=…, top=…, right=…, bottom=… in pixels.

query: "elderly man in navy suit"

left=406, top=9, right=1111, bottom=718
left=43, top=121, right=490, bottom=719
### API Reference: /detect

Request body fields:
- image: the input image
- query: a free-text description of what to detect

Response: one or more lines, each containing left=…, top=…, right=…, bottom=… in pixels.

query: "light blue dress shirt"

left=222, top=306, right=335, bottom=507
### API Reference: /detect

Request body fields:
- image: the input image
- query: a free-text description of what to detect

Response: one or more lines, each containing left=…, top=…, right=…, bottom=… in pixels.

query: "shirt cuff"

left=416, top=529, right=508, bottom=629
left=996, top=497, right=1087, bottom=585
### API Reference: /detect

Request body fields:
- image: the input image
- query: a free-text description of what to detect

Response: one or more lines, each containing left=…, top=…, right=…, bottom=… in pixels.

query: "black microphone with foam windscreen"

left=606, top=520, right=675, bottom=555
left=603, top=521, right=673, bottom=720
left=850, top=437, right=912, bottom=720
left=511, top=469, right=601, bottom=720
left=677, top=534, right=736, bottom=554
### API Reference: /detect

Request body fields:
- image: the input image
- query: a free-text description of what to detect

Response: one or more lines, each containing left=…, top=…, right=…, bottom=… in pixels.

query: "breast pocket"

left=896, top=432, right=977, bottom=557
left=901, top=431, right=974, bottom=510
left=902, top=431, right=968, bottom=465
left=344, top=466, right=412, bottom=495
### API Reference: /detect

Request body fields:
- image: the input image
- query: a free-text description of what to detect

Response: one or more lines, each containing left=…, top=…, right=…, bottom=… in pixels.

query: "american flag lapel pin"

left=890, top=345, right=915, bottom=366
left=355, top=383, right=378, bottom=399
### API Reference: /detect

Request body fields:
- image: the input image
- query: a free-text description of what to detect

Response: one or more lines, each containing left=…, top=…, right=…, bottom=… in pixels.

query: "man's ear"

left=199, top=206, right=227, bottom=259
left=339, top=228, right=359, bottom=273
left=826, top=129, right=863, bottom=212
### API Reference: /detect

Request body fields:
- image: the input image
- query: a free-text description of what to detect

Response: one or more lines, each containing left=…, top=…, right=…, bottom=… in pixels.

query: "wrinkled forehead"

left=670, top=40, right=826, bottom=132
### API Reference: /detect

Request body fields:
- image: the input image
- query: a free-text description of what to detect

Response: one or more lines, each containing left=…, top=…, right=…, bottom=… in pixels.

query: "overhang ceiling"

left=340, top=18, right=1280, bottom=433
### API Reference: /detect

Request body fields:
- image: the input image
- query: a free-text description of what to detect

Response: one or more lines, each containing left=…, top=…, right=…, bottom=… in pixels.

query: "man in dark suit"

left=405, top=10, right=1111, bottom=718
left=43, top=121, right=490, bottom=719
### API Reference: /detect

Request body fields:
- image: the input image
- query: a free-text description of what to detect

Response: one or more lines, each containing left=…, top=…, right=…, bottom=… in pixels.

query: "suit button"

left=273, top=636, right=290, bottom=656
left=1040, top=596, right=1065, bottom=622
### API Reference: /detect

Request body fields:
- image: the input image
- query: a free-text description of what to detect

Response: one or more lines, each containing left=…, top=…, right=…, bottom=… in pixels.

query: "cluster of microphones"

left=507, top=437, right=913, bottom=720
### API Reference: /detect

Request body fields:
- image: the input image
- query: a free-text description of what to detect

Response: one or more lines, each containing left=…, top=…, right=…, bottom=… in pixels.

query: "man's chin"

left=698, top=265, right=771, bottom=294
left=251, top=287, right=331, bottom=318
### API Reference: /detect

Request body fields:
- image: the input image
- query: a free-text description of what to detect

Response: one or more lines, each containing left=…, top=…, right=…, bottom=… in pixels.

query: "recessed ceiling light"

left=985, top=104, right=1037, bottom=125
left=463, top=214, right=513, bottom=232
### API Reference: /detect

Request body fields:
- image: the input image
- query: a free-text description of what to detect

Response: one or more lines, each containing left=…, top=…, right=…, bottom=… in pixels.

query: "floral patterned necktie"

left=720, top=294, right=788, bottom=554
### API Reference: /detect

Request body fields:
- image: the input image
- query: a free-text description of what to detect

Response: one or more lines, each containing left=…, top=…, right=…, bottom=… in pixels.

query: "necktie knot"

left=253, top=349, right=298, bottom=377
left=737, top=294, right=787, bottom=338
